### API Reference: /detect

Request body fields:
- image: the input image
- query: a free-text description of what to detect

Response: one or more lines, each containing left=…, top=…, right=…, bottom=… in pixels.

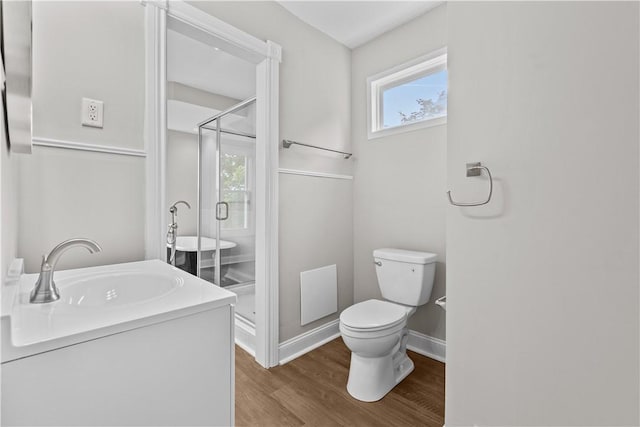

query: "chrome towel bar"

left=282, top=139, right=352, bottom=159
left=447, top=162, right=493, bottom=207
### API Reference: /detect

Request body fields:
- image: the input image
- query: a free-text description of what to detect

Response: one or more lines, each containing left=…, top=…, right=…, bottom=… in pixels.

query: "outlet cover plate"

left=81, top=97, right=103, bottom=128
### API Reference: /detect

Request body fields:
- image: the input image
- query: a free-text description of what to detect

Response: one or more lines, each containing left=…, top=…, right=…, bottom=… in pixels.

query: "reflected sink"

left=61, top=272, right=183, bottom=308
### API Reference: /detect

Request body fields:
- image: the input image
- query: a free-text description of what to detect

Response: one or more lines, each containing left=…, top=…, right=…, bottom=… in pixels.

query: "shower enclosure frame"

left=196, top=96, right=257, bottom=287
left=143, top=0, right=281, bottom=369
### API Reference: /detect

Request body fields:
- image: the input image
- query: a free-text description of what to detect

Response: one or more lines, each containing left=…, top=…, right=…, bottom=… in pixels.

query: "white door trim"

left=143, top=0, right=281, bottom=368
left=144, top=4, right=167, bottom=264
left=255, top=41, right=281, bottom=366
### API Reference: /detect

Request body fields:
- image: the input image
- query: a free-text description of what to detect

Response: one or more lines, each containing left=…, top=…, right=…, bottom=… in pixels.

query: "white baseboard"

left=277, top=319, right=446, bottom=366
left=279, top=319, right=340, bottom=365
left=235, top=313, right=256, bottom=357
left=407, top=330, right=446, bottom=363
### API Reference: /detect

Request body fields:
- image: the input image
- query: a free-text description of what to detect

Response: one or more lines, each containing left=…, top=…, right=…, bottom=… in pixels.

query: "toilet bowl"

left=340, top=299, right=415, bottom=402
left=340, top=248, right=436, bottom=402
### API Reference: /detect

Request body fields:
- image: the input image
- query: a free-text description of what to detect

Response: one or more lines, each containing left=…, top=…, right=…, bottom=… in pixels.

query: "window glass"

left=221, top=153, right=249, bottom=230
left=382, top=69, right=447, bottom=129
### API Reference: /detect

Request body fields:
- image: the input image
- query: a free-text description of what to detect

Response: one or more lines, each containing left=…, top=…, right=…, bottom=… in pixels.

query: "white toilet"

left=339, top=248, right=437, bottom=402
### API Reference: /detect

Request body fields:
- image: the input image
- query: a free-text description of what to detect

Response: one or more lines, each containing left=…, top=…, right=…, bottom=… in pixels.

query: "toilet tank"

left=373, top=248, right=437, bottom=306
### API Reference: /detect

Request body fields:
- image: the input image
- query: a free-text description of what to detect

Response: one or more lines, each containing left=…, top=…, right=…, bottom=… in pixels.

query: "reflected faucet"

left=167, top=200, right=191, bottom=266
left=30, top=238, right=102, bottom=304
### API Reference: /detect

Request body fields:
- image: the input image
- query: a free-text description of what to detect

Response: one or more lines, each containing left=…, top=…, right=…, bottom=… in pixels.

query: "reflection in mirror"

left=165, top=19, right=257, bottom=326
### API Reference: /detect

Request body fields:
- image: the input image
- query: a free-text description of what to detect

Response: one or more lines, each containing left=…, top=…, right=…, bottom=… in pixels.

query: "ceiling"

left=167, top=29, right=256, bottom=100
left=166, top=2, right=441, bottom=102
left=278, top=1, right=442, bottom=49
left=167, top=100, right=255, bottom=136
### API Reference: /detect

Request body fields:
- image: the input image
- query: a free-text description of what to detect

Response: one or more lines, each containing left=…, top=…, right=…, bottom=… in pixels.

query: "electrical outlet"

left=81, top=98, right=104, bottom=128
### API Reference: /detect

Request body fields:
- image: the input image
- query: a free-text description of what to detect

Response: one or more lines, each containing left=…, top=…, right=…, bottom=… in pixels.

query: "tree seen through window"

left=382, top=68, right=447, bottom=129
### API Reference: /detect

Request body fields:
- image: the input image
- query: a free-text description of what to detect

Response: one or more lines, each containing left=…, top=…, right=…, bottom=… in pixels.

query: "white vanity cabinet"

left=1, top=260, right=236, bottom=426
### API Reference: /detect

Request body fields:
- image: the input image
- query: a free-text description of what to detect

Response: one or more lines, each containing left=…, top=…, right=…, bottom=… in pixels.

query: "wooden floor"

left=235, top=338, right=445, bottom=427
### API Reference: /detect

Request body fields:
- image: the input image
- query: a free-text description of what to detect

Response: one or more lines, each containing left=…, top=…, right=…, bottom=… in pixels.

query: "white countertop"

left=1, top=260, right=236, bottom=363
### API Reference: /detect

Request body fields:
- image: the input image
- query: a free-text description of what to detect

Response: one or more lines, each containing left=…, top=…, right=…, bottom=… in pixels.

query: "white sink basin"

left=61, top=271, right=182, bottom=308
left=1, top=260, right=237, bottom=362
left=167, top=236, right=237, bottom=252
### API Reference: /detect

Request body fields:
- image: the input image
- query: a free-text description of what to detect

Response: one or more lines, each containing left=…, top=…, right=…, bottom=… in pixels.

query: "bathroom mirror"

left=1, top=0, right=33, bottom=154
left=165, top=17, right=258, bottom=326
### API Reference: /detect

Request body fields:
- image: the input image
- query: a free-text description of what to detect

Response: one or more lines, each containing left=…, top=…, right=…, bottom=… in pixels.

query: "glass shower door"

left=197, top=123, right=218, bottom=284
left=197, top=99, right=256, bottom=322
left=216, top=101, right=256, bottom=290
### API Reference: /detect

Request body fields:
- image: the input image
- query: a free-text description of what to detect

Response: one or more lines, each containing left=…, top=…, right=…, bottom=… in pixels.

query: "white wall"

left=18, top=149, right=145, bottom=273
left=31, top=2, right=145, bottom=150
left=190, top=1, right=353, bottom=341
left=18, top=1, right=146, bottom=273
left=446, top=2, right=639, bottom=425
left=279, top=174, right=353, bottom=340
left=351, top=4, right=447, bottom=340
left=168, top=82, right=240, bottom=112
left=167, top=130, right=199, bottom=236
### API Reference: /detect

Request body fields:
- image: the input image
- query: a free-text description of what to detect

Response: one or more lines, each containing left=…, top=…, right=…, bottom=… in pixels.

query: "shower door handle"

left=216, top=202, right=229, bottom=221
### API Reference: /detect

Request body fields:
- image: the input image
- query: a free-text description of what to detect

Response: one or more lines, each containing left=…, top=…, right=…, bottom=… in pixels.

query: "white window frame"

left=367, top=47, right=448, bottom=140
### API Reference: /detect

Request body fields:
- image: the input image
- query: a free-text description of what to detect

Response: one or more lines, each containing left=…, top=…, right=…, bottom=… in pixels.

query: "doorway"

left=144, top=0, right=281, bottom=368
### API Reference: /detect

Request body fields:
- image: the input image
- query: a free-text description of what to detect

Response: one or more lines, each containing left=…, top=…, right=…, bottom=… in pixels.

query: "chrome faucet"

left=167, top=200, right=191, bottom=266
left=30, top=238, right=102, bottom=304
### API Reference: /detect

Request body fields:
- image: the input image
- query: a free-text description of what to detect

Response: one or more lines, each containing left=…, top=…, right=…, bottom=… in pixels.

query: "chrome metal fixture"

left=30, top=238, right=102, bottom=304
left=197, top=96, right=257, bottom=283
left=198, top=96, right=257, bottom=128
left=447, top=162, right=493, bottom=207
left=282, top=139, right=352, bottom=159
left=2, top=0, right=33, bottom=153
left=167, top=200, right=191, bottom=265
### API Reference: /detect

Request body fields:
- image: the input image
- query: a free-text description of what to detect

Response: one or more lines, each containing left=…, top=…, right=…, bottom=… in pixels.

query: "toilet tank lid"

left=373, top=248, right=437, bottom=264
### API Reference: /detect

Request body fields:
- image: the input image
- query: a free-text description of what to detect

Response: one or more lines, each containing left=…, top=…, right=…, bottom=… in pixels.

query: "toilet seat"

left=340, top=299, right=408, bottom=332
left=340, top=321, right=405, bottom=340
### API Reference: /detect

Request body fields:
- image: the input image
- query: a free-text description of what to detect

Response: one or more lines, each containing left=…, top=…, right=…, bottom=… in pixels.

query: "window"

left=221, top=151, right=253, bottom=232
left=368, top=48, right=447, bottom=139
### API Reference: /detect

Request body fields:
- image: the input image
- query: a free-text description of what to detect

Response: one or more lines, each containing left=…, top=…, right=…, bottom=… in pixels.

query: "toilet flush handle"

left=373, top=261, right=382, bottom=266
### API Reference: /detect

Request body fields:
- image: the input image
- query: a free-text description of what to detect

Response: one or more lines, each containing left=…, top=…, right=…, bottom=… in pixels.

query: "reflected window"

left=221, top=152, right=251, bottom=231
